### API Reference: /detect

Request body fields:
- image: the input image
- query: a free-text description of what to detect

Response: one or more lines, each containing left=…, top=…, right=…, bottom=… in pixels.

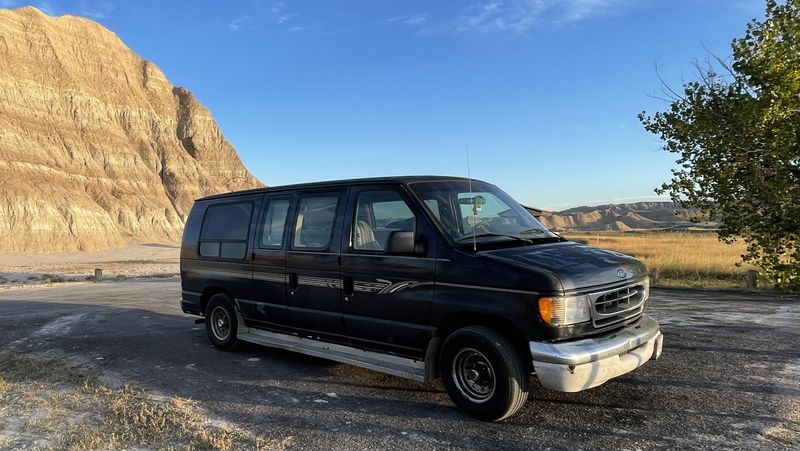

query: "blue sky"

left=9, top=0, right=765, bottom=209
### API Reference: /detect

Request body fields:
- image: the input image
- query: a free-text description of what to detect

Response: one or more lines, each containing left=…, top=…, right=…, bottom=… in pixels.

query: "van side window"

left=260, top=199, right=290, bottom=248
left=292, top=194, right=339, bottom=250
left=199, top=202, right=253, bottom=259
left=352, top=191, right=417, bottom=252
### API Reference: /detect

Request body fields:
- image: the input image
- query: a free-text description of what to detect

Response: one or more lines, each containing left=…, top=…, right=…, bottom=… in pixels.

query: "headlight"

left=538, top=294, right=592, bottom=326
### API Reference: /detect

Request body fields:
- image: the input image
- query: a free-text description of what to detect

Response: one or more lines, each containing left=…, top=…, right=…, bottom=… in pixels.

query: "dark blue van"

left=180, top=176, right=663, bottom=421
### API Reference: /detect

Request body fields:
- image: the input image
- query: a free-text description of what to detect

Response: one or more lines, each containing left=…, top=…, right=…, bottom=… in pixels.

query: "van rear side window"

left=261, top=199, right=290, bottom=248
left=199, top=202, right=253, bottom=259
left=293, top=195, right=339, bottom=250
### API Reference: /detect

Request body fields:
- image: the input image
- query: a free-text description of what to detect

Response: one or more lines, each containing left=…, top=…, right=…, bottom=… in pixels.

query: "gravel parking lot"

left=1, top=279, right=798, bottom=450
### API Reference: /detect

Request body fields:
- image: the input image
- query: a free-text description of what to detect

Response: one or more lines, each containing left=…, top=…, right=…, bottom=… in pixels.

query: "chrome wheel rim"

left=210, top=306, right=231, bottom=341
left=452, top=348, right=495, bottom=403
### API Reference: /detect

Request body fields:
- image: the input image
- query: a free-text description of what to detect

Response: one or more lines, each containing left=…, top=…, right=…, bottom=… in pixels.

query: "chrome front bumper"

left=529, top=315, right=663, bottom=392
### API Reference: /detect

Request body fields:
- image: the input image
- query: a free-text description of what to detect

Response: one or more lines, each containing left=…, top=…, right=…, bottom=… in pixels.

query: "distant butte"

left=537, top=202, right=717, bottom=232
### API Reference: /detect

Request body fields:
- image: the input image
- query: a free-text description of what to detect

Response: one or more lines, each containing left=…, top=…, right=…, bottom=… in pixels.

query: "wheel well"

left=434, top=313, right=532, bottom=373
left=200, top=287, right=229, bottom=316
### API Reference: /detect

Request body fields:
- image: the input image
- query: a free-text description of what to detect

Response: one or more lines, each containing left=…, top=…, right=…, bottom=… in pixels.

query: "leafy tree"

left=639, top=0, right=800, bottom=290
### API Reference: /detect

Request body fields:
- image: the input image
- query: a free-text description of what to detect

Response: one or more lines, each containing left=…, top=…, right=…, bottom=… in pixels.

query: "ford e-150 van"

left=180, top=176, right=663, bottom=421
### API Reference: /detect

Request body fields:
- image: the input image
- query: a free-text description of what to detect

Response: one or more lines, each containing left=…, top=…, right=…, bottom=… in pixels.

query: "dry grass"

left=765, top=421, right=800, bottom=445
left=565, top=232, right=759, bottom=289
left=0, top=350, right=291, bottom=450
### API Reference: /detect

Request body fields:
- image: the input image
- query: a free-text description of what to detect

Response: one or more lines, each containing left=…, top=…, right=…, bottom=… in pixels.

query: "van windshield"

left=409, top=180, right=556, bottom=246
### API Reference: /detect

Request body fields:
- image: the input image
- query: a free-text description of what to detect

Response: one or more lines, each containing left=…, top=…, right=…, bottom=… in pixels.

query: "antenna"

left=467, top=145, right=476, bottom=252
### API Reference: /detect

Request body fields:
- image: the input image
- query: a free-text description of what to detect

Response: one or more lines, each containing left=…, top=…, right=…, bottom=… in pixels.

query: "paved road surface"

left=1, top=279, right=798, bottom=449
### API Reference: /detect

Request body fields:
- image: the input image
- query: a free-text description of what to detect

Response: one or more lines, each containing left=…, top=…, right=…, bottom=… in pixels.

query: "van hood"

left=481, top=241, right=648, bottom=292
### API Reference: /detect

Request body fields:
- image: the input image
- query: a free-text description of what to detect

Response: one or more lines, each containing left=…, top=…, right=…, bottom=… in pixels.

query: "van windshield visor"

left=409, top=181, right=555, bottom=246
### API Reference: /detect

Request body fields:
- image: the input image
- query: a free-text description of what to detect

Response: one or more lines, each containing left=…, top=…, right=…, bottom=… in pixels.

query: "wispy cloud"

left=268, top=1, right=302, bottom=29
left=228, top=15, right=251, bottom=31
left=36, top=1, right=56, bottom=15
left=230, top=2, right=306, bottom=32
left=385, top=13, right=430, bottom=26
left=393, top=0, right=629, bottom=36
left=270, top=2, right=284, bottom=14
left=77, top=0, right=114, bottom=19
left=558, top=0, right=623, bottom=23
left=277, top=13, right=296, bottom=24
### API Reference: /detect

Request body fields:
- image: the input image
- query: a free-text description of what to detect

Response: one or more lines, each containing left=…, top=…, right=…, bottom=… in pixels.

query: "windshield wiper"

left=456, top=233, right=533, bottom=244
left=519, top=228, right=547, bottom=235
left=518, top=228, right=567, bottom=242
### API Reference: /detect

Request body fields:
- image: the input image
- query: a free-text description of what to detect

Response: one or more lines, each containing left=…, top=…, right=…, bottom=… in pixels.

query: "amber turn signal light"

left=538, top=297, right=554, bottom=325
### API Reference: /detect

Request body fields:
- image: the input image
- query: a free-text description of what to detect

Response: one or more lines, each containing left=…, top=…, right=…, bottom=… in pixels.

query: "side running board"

left=235, top=313, right=426, bottom=382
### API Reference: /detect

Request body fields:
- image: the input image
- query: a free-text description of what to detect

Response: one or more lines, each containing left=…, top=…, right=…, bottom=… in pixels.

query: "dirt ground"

left=0, top=243, right=179, bottom=286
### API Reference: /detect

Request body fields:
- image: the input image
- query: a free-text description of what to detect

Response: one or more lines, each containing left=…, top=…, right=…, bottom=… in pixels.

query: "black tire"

left=205, top=293, right=240, bottom=351
left=440, top=326, right=529, bottom=422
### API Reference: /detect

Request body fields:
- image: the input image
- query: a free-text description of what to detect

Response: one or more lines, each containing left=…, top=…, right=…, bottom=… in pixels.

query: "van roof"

left=196, top=175, right=478, bottom=201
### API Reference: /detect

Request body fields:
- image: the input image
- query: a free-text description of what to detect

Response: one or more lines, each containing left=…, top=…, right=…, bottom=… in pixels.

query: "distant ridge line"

left=535, top=202, right=717, bottom=233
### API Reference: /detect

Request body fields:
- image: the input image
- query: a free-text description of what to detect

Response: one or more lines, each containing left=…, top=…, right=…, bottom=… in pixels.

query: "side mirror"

left=385, top=231, right=426, bottom=255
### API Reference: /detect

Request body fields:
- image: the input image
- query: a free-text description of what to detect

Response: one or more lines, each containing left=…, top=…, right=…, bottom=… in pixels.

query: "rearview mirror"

left=385, top=231, right=426, bottom=255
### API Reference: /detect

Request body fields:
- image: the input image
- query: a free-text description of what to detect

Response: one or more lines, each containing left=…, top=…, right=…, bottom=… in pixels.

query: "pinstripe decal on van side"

left=253, top=272, right=286, bottom=283
left=187, top=267, right=287, bottom=283
left=353, top=279, right=433, bottom=294
left=188, top=267, right=429, bottom=294
left=187, top=268, right=250, bottom=279
left=297, top=276, right=343, bottom=289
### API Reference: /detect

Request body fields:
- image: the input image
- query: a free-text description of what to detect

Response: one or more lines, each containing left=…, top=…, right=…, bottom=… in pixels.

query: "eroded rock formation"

left=0, top=7, right=262, bottom=253
left=538, top=202, right=714, bottom=232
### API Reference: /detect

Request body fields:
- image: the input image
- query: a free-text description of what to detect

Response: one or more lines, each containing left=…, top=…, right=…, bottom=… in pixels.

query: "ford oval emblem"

left=617, top=269, right=627, bottom=278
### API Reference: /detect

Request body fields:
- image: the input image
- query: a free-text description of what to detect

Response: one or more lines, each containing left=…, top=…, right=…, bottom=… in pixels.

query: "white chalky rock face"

left=0, top=7, right=263, bottom=253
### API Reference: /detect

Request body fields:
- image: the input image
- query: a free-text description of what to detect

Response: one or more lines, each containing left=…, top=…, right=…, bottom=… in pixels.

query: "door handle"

left=288, top=273, right=299, bottom=289
left=342, top=276, right=354, bottom=297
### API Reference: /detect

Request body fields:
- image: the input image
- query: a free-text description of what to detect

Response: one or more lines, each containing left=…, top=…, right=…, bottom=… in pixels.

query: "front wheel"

left=205, top=293, right=240, bottom=351
left=440, top=326, right=529, bottom=421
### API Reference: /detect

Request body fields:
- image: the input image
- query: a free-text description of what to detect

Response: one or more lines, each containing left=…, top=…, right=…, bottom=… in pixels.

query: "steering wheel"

left=465, top=216, right=491, bottom=232
left=474, top=221, right=491, bottom=231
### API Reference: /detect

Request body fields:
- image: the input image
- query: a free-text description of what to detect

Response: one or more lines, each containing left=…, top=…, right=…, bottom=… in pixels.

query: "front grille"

left=589, top=282, right=646, bottom=328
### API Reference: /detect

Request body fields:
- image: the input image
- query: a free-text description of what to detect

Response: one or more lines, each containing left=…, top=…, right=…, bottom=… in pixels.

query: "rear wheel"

left=440, top=326, right=529, bottom=421
left=205, top=293, right=240, bottom=351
